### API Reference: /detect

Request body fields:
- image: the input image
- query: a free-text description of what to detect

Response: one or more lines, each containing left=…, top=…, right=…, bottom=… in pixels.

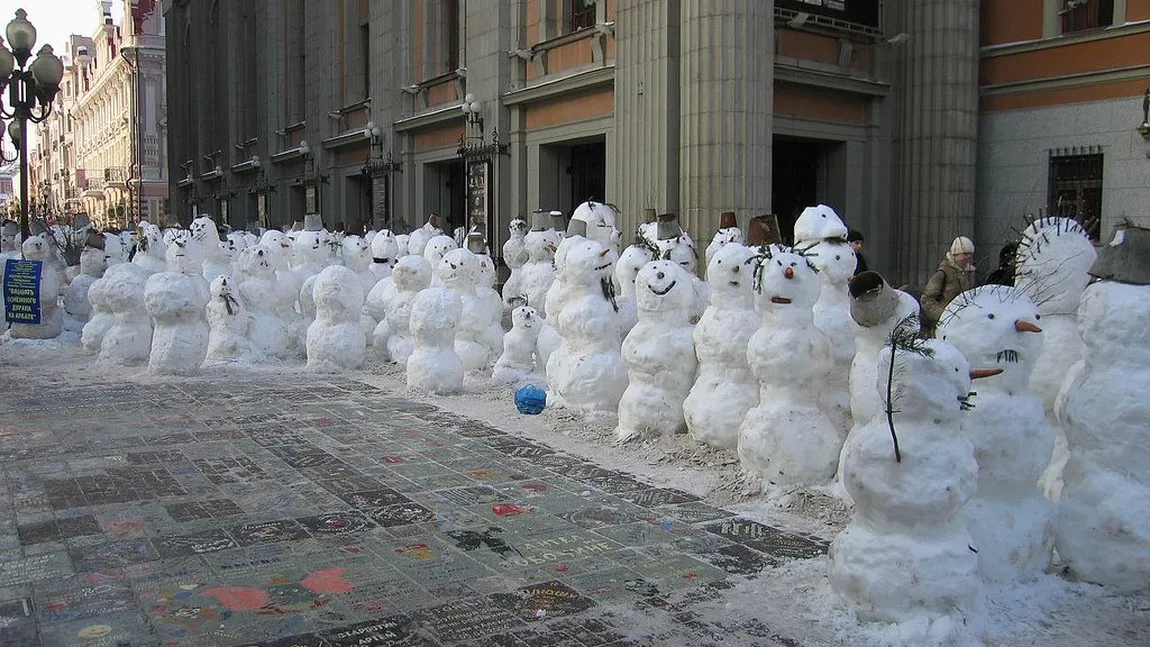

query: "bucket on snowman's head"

left=1089, top=225, right=1150, bottom=285
left=549, top=211, right=566, bottom=232
left=849, top=271, right=901, bottom=328
left=466, top=232, right=487, bottom=254
left=719, top=211, right=738, bottom=230
left=642, top=208, right=657, bottom=224
left=1, top=221, right=18, bottom=237
left=303, top=214, right=324, bottom=232
left=656, top=213, right=681, bottom=241
left=530, top=210, right=549, bottom=231
left=428, top=213, right=443, bottom=230
left=566, top=218, right=588, bottom=238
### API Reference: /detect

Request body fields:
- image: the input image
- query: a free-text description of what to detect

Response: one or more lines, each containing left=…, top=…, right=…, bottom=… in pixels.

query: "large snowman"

left=189, top=215, right=227, bottom=281
left=93, top=263, right=153, bottom=365
left=379, top=255, right=432, bottom=366
left=406, top=255, right=465, bottom=394
left=145, top=236, right=212, bottom=375
left=738, top=246, right=840, bottom=486
left=306, top=265, right=367, bottom=372
left=683, top=243, right=760, bottom=450
left=237, top=245, right=294, bottom=360
left=939, top=285, right=1054, bottom=582
left=831, top=340, right=997, bottom=636
left=7, top=234, right=63, bottom=340
left=1056, top=226, right=1150, bottom=593
left=1012, top=216, right=1097, bottom=500
left=615, top=260, right=697, bottom=442
left=518, top=212, right=562, bottom=315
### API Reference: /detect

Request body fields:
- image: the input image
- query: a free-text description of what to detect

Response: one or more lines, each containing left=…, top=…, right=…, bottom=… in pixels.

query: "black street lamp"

left=0, top=9, right=65, bottom=242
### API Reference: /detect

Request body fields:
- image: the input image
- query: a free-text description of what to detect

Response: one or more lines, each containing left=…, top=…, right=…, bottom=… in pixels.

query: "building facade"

left=30, top=0, right=168, bottom=231
left=977, top=0, right=1150, bottom=254
left=163, top=0, right=1010, bottom=286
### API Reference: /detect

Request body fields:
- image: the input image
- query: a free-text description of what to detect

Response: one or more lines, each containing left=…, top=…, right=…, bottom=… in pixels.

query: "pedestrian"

left=920, top=236, right=976, bottom=332
left=848, top=229, right=867, bottom=275
left=984, top=242, right=1018, bottom=287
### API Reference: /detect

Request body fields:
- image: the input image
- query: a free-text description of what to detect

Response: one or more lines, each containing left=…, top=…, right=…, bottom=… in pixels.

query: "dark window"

left=1048, top=153, right=1103, bottom=240
left=360, top=22, right=371, bottom=99
left=570, top=0, right=597, bottom=31
left=288, top=0, right=306, bottom=121
left=241, top=6, right=259, bottom=138
left=568, top=142, right=606, bottom=205
left=1060, top=0, right=1113, bottom=34
left=446, top=0, right=460, bottom=72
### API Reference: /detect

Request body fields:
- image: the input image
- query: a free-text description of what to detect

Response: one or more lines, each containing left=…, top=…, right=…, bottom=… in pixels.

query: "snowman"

left=103, top=233, right=125, bottom=267
left=406, top=264, right=465, bottom=394
left=831, top=339, right=998, bottom=636
left=145, top=236, right=212, bottom=375
left=468, top=235, right=505, bottom=362
left=938, top=285, right=1054, bottom=582
left=80, top=265, right=116, bottom=353
left=378, top=255, right=432, bottom=366
left=237, top=245, right=293, bottom=360
left=1056, top=226, right=1150, bottom=593
left=738, top=246, right=840, bottom=486
left=541, top=217, right=590, bottom=399
left=407, top=214, right=444, bottom=259
left=683, top=243, right=760, bottom=450
left=424, top=234, right=460, bottom=288
left=131, top=227, right=168, bottom=275
left=369, top=229, right=400, bottom=280
left=96, top=263, right=153, bottom=365
left=438, top=247, right=489, bottom=375
left=1012, top=217, right=1097, bottom=500
left=206, top=275, right=253, bottom=362
left=395, top=234, right=411, bottom=258
left=342, top=235, right=375, bottom=294
left=492, top=304, right=542, bottom=384
left=519, top=212, right=562, bottom=317
left=616, top=260, right=698, bottom=442
left=0, top=221, right=18, bottom=259
left=802, top=238, right=857, bottom=435
left=190, top=215, right=228, bottom=281
left=501, top=218, right=530, bottom=310
left=63, top=246, right=108, bottom=324
left=613, top=239, right=656, bottom=337
left=306, top=265, right=367, bottom=372
left=550, top=237, right=628, bottom=414
left=704, top=211, right=745, bottom=269
left=8, top=234, right=63, bottom=340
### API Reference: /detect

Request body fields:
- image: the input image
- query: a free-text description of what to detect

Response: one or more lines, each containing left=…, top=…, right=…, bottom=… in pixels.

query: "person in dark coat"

left=848, top=229, right=868, bottom=276
left=984, top=242, right=1018, bottom=287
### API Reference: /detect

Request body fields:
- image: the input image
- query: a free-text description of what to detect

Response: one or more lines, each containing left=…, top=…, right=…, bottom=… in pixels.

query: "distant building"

left=30, top=0, right=168, bottom=231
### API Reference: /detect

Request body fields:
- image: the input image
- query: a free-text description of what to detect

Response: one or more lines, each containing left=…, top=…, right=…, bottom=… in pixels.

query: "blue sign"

left=4, top=259, right=42, bottom=325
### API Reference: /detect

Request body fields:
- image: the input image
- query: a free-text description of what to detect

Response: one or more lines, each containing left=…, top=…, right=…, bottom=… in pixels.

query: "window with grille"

left=1060, top=0, right=1113, bottom=34
left=446, top=0, right=461, bottom=72
left=1048, top=153, right=1103, bottom=241
left=570, top=0, right=597, bottom=32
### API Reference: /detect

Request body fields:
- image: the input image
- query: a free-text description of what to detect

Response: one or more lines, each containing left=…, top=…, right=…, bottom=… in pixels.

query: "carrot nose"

left=599, top=248, right=610, bottom=257
left=970, top=368, right=1004, bottom=380
left=783, top=266, right=794, bottom=279
left=1015, top=320, right=1042, bottom=333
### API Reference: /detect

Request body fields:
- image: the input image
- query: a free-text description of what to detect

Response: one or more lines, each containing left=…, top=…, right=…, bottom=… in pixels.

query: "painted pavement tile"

left=0, top=551, right=74, bottom=586
left=296, top=511, right=378, bottom=536
left=228, top=519, right=313, bottom=547
left=233, top=629, right=332, bottom=647
left=650, top=501, right=732, bottom=525
left=418, top=596, right=525, bottom=643
left=695, top=543, right=776, bottom=576
left=431, top=485, right=503, bottom=507
left=338, top=488, right=412, bottom=510
left=164, top=498, right=246, bottom=522
left=153, top=528, right=240, bottom=558
left=314, top=474, right=389, bottom=496
left=489, top=580, right=596, bottom=621
left=620, top=487, right=701, bottom=509
left=38, top=611, right=153, bottom=647
left=366, top=502, right=436, bottom=529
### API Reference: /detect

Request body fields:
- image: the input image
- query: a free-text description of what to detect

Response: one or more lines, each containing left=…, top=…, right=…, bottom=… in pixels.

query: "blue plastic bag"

left=515, top=384, right=547, bottom=415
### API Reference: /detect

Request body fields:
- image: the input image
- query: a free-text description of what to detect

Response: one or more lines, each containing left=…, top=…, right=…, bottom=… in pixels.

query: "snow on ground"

left=2, top=335, right=1148, bottom=647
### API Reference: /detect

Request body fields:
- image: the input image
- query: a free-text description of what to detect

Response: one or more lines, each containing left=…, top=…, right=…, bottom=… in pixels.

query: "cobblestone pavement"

left=0, top=374, right=827, bottom=647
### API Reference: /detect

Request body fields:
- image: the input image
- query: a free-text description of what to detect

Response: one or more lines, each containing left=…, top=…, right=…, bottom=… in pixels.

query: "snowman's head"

left=395, top=234, right=411, bottom=257
left=659, top=236, right=698, bottom=274
left=509, top=219, right=528, bottom=238
left=615, top=244, right=655, bottom=291
left=370, top=229, right=399, bottom=263
left=313, top=265, right=363, bottom=314
left=139, top=228, right=165, bottom=257
left=190, top=216, right=220, bottom=244
left=239, top=244, right=274, bottom=275
left=227, top=232, right=249, bottom=252
left=755, top=246, right=821, bottom=310
left=524, top=230, right=560, bottom=262
left=1014, top=216, right=1097, bottom=314
left=939, top=285, right=1043, bottom=392
left=219, top=239, right=237, bottom=261
left=162, top=228, right=181, bottom=246
left=474, top=254, right=497, bottom=288
left=436, top=248, right=476, bottom=288
left=792, top=203, right=847, bottom=245
left=635, top=260, right=694, bottom=315
left=711, top=226, right=745, bottom=247
left=260, top=229, right=285, bottom=248
left=20, top=234, right=52, bottom=261
left=103, top=233, right=124, bottom=263
left=165, top=232, right=203, bottom=275
left=802, top=240, right=856, bottom=285
left=511, top=305, right=540, bottom=331
left=877, top=339, right=985, bottom=422
left=79, top=246, right=108, bottom=277
left=342, top=235, right=371, bottom=267
left=423, top=234, right=459, bottom=267
left=293, top=230, right=327, bottom=265
left=706, top=243, right=758, bottom=302
left=565, top=239, right=615, bottom=286
left=392, top=255, right=432, bottom=292
left=210, top=275, right=234, bottom=298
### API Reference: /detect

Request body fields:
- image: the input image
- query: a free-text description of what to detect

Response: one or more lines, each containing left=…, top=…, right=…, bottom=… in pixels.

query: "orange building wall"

left=982, top=77, right=1149, bottom=111
left=525, top=89, right=614, bottom=129
left=413, top=123, right=465, bottom=151
left=427, top=82, right=457, bottom=106
left=413, top=0, right=424, bottom=82
left=1129, top=0, right=1150, bottom=20
left=776, top=29, right=871, bottom=72
left=773, top=86, right=868, bottom=125
left=980, top=0, right=1043, bottom=46
left=982, top=31, right=1150, bottom=86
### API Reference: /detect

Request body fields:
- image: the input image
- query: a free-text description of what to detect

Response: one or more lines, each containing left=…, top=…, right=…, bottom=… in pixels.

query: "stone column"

left=891, top=0, right=980, bottom=287
left=677, top=0, right=774, bottom=240
left=613, top=0, right=681, bottom=237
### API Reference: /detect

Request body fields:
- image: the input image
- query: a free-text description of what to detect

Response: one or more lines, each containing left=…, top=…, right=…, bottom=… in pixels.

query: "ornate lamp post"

left=0, top=9, right=65, bottom=241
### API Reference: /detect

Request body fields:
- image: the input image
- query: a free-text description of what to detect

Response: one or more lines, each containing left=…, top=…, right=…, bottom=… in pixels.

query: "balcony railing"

left=85, top=177, right=107, bottom=191
left=105, top=167, right=130, bottom=183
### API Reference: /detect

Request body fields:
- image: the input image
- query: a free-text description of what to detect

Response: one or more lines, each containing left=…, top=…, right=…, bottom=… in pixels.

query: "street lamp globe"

left=5, top=9, right=36, bottom=60
left=7, top=119, right=20, bottom=146
left=30, top=44, right=63, bottom=90
left=0, top=39, right=14, bottom=80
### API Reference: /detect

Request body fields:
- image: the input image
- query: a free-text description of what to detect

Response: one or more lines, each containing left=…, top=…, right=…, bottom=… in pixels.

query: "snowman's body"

left=206, top=275, right=253, bottom=362
left=145, top=243, right=211, bottom=375
left=190, top=216, right=229, bottom=282
left=306, top=265, right=367, bottom=372
left=369, top=230, right=400, bottom=280
left=939, top=286, right=1054, bottom=582
left=519, top=229, right=561, bottom=316
left=407, top=221, right=444, bottom=261
left=1012, top=217, right=1097, bottom=501
left=406, top=265, right=464, bottom=394
left=613, top=244, right=654, bottom=337
left=551, top=239, right=628, bottom=413
left=1057, top=277, right=1150, bottom=592
left=424, top=235, right=459, bottom=289
left=473, top=253, right=505, bottom=360
left=238, top=245, right=293, bottom=360
left=704, top=226, right=745, bottom=270
left=439, top=249, right=490, bottom=374
left=616, top=261, right=697, bottom=442
left=395, top=234, right=411, bottom=258
left=501, top=219, right=529, bottom=310
left=8, top=235, right=63, bottom=340
left=64, top=247, right=108, bottom=323
left=684, top=244, right=760, bottom=450
left=492, top=306, right=542, bottom=384
left=379, top=256, right=432, bottom=366
left=738, top=248, right=840, bottom=486
left=97, top=263, right=153, bottom=365
left=82, top=263, right=135, bottom=354
left=831, top=341, right=982, bottom=631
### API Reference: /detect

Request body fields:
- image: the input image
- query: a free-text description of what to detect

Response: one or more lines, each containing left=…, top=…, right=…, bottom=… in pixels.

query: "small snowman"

left=8, top=234, right=63, bottom=340
left=96, top=263, right=153, bottom=365
left=738, top=246, right=840, bottom=486
left=683, top=243, right=760, bottom=450
left=407, top=214, right=444, bottom=259
left=80, top=266, right=115, bottom=353
left=551, top=237, right=628, bottom=414
left=238, top=245, right=293, bottom=360
left=519, top=212, right=562, bottom=318
left=939, top=285, right=1054, bottom=583
left=406, top=279, right=465, bottom=394
left=616, top=260, right=698, bottom=442
left=468, top=234, right=505, bottom=363
left=306, top=265, right=367, bottom=372
left=1056, top=226, right=1150, bottom=593
left=439, top=248, right=489, bottom=375
left=145, top=237, right=211, bottom=375
left=342, top=235, right=376, bottom=295
left=492, top=304, right=542, bottom=384
left=206, top=275, right=253, bottom=362
left=613, top=237, right=657, bottom=338
left=131, top=227, right=168, bottom=275
left=831, top=339, right=998, bottom=637
left=378, top=255, right=433, bottom=366
left=424, top=234, right=460, bottom=288
left=63, top=245, right=108, bottom=324
left=190, top=215, right=227, bottom=281
left=704, top=211, right=745, bottom=269
left=803, top=238, right=857, bottom=435
left=501, top=218, right=530, bottom=310
left=0, top=221, right=18, bottom=260
left=369, top=229, right=400, bottom=280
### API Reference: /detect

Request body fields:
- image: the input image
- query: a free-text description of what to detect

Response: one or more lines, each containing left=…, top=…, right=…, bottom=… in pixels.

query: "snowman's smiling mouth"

left=729, top=280, right=740, bottom=287
left=595, top=262, right=612, bottom=272
left=649, top=281, right=676, bottom=296
left=770, top=296, right=792, bottom=304
left=995, top=349, right=1020, bottom=363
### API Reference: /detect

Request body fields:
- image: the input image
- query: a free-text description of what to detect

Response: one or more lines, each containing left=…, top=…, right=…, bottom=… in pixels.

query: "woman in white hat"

left=921, top=236, right=975, bottom=331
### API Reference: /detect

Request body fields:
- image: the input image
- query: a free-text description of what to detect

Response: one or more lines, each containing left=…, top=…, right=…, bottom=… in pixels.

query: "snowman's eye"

left=776, top=260, right=782, bottom=266
left=955, top=367, right=959, bottom=372
left=988, top=313, right=995, bottom=320
left=1035, top=314, right=1041, bottom=320
left=835, top=255, right=841, bottom=261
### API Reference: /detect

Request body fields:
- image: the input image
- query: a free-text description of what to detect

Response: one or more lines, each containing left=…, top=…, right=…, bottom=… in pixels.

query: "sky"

left=0, top=0, right=124, bottom=59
